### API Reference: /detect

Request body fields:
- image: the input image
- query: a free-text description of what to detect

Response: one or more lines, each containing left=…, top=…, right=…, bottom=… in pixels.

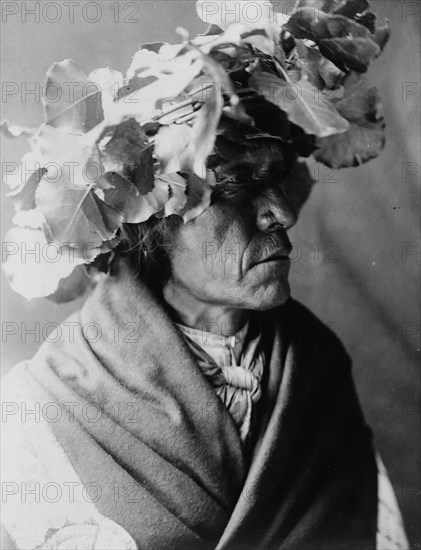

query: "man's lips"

left=259, top=255, right=290, bottom=263
left=250, top=248, right=292, bottom=267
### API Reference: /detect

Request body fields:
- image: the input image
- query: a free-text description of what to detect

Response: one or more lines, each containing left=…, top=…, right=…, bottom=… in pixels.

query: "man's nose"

left=255, top=187, right=297, bottom=232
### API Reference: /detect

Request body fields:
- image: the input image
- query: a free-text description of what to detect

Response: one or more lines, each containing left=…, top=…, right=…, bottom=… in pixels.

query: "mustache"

left=249, top=232, right=292, bottom=265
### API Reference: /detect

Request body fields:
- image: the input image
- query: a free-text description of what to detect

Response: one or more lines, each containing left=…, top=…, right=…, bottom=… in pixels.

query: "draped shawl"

left=1, top=262, right=378, bottom=549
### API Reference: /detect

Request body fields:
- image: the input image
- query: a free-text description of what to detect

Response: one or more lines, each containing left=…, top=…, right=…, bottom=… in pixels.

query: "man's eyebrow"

left=212, top=156, right=287, bottom=189
left=241, top=163, right=284, bottom=188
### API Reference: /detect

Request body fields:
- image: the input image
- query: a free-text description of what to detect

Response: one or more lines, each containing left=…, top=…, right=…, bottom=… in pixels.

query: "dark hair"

left=116, top=214, right=183, bottom=296
left=111, top=136, right=297, bottom=295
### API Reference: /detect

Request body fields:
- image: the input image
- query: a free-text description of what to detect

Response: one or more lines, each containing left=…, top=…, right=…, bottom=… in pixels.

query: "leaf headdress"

left=2, top=0, right=390, bottom=301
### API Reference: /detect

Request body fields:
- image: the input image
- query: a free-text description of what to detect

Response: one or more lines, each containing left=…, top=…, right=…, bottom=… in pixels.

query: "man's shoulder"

left=268, top=297, right=341, bottom=337
left=268, top=298, right=352, bottom=372
left=286, top=298, right=341, bottom=335
left=1, top=361, right=32, bottom=400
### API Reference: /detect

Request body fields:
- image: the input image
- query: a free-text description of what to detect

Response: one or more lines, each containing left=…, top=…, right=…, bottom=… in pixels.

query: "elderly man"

left=1, top=1, right=409, bottom=548
left=2, top=138, right=408, bottom=549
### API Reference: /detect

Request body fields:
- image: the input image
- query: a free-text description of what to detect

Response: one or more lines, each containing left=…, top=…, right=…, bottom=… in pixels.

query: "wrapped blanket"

left=2, top=261, right=378, bottom=549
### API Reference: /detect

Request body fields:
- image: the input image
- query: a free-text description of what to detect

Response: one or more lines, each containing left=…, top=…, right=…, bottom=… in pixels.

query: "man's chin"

left=248, top=279, right=291, bottom=311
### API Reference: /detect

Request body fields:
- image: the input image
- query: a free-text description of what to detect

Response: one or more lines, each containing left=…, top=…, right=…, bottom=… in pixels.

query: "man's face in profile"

left=164, top=173, right=298, bottom=312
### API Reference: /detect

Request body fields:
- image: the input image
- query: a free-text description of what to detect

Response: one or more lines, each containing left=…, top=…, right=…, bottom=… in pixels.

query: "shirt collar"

left=175, top=320, right=250, bottom=350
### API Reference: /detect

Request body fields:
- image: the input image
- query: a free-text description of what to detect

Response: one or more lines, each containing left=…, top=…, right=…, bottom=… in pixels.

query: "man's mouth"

left=259, top=255, right=289, bottom=263
left=251, top=248, right=292, bottom=267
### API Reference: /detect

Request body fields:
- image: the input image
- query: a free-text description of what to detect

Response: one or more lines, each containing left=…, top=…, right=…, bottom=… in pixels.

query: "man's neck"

left=163, top=280, right=249, bottom=335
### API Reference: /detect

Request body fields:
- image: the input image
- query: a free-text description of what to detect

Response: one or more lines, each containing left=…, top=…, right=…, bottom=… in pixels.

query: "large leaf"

left=190, top=53, right=233, bottom=177
left=296, top=42, right=323, bottom=88
left=7, top=167, right=47, bottom=211
left=155, top=173, right=188, bottom=216
left=43, top=60, right=104, bottom=132
left=241, top=29, right=281, bottom=57
left=88, top=67, right=124, bottom=121
left=3, top=150, right=46, bottom=211
left=286, top=10, right=382, bottom=72
left=334, top=0, right=370, bottom=17
left=34, top=123, right=111, bottom=190
left=107, top=54, right=204, bottom=126
left=249, top=70, right=349, bottom=138
left=154, top=124, right=195, bottom=173
left=101, top=171, right=193, bottom=223
left=315, top=121, right=384, bottom=167
left=318, top=57, right=345, bottom=89
left=178, top=173, right=212, bottom=222
left=315, top=15, right=382, bottom=66
left=326, top=71, right=381, bottom=120
left=126, top=44, right=187, bottom=81
left=295, top=0, right=368, bottom=15
left=193, top=21, right=281, bottom=59
left=36, top=124, right=87, bottom=165
left=372, top=21, right=391, bottom=52
left=126, top=48, right=161, bottom=80
left=117, top=75, right=159, bottom=102
left=2, top=226, right=87, bottom=300
left=200, top=23, right=223, bottom=36
left=139, top=42, right=167, bottom=53
left=318, top=35, right=379, bottom=72
left=6, top=118, right=126, bottom=247
left=296, top=41, right=345, bottom=90
left=11, top=208, right=46, bottom=229
left=101, top=172, right=168, bottom=223
left=100, top=119, right=154, bottom=194
left=314, top=72, right=385, bottom=167
left=284, top=8, right=328, bottom=40
left=36, top=173, right=122, bottom=247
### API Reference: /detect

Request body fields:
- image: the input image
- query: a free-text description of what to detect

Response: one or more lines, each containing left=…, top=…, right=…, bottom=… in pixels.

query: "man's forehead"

left=219, top=155, right=287, bottom=183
